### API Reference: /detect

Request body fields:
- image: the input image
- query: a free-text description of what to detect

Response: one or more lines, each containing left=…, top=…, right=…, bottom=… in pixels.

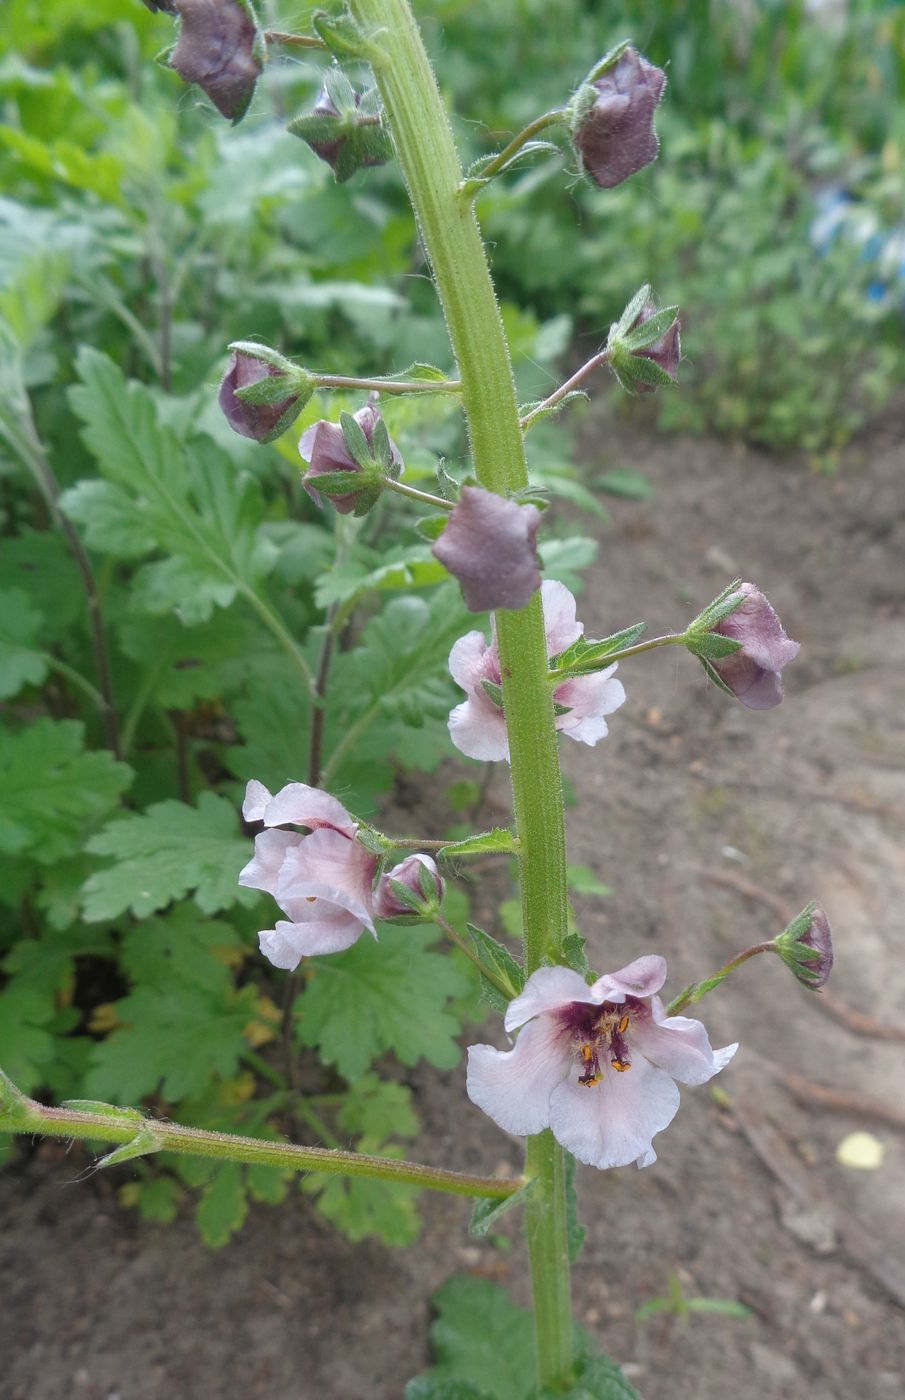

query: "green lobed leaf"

left=334, top=1074, right=418, bottom=1142
left=82, top=793, right=255, bottom=920
left=406, top=1276, right=537, bottom=1399
left=301, top=1135, right=420, bottom=1246
left=196, top=1162, right=248, bottom=1249
left=0, top=719, right=132, bottom=864
left=0, top=589, right=47, bottom=698
left=296, top=925, right=471, bottom=1081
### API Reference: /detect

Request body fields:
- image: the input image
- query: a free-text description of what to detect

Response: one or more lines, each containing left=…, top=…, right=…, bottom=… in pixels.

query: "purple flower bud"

left=775, top=905, right=834, bottom=990
left=170, top=0, right=263, bottom=124
left=218, top=348, right=310, bottom=443
left=299, top=404, right=402, bottom=515
left=624, top=298, right=681, bottom=394
left=709, top=582, right=801, bottom=710
left=572, top=46, right=666, bottom=190
left=374, top=854, right=444, bottom=921
left=432, top=486, right=542, bottom=614
left=288, top=78, right=393, bottom=183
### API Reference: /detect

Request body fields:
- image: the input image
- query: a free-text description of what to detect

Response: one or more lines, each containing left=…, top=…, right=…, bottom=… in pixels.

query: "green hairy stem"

left=0, top=1072, right=521, bottom=1201
left=349, top=0, right=574, bottom=1384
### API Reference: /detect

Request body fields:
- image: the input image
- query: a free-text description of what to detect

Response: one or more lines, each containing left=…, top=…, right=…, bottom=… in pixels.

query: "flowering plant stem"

left=667, top=941, right=776, bottom=1015
left=349, top=0, right=573, bottom=1384
left=0, top=1071, right=521, bottom=1202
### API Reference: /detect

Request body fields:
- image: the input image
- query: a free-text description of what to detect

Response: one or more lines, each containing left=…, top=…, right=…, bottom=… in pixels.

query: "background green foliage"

left=1, top=0, right=902, bottom=1248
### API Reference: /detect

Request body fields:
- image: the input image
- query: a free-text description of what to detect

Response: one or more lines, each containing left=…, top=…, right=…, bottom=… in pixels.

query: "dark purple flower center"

left=556, top=997, right=645, bottom=1085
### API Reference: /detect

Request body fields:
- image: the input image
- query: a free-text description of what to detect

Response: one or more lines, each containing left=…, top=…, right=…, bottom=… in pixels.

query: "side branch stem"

left=0, top=1078, right=521, bottom=1200
left=520, top=347, right=612, bottom=431
left=314, top=373, right=461, bottom=395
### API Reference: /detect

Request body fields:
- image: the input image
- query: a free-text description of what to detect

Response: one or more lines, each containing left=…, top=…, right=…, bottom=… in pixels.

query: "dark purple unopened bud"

left=374, top=855, right=444, bottom=921
left=624, top=299, right=680, bottom=394
left=432, top=486, right=541, bottom=614
left=709, top=582, right=800, bottom=710
left=571, top=46, right=666, bottom=190
left=300, top=405, right=401, bottom=515
left=170, top=0, right=263, bottom=124
left=288, top=76, right=393, bottom=183
left=775, top=905, right=834, bottom=990
left=219, top=346, right=311, bottom=443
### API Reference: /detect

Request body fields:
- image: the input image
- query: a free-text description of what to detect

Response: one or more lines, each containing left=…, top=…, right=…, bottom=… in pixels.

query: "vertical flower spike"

left=448, top=580, right=625, bottom=761
left=467, top=957, right=736, bottom=1168
left=169, top=0, right=264, bottom=124
left=571, top=45, right=666, bottom=190
left=432, top=486, right=542, bottom=613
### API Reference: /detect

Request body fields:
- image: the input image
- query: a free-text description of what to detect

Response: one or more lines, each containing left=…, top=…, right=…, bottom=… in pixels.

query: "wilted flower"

left=169, top=0, right=264, bottom=123
left=571, top=46, right=666, bottom=190
left=300, top=404, right=402, bottom=515
left=288, top=79, right=393, bottom=183
left=432, top=486, right=542, bottom=613
left=775, top=904, right=834, bottom=990
left=218, top=345, right=311, bottom=443
left=448, top=579, right=625, bottom=762
left=374, top=854, right=444, bottom=920
left=692, top=582, right=801, bottom=710
left=239, top=779, right=378, bottom=968
left=467, top=957, right=737, bottom=1169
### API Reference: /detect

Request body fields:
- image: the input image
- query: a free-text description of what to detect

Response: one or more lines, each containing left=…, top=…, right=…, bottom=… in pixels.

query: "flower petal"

left=242, top=779, right=272, bottom=823
left=448, top=696, right=510, bottom=762
left=262, top=782, right=357, bottom=836
left=590, top=954, right=667, bottom=1004
left=467, top=1017, right=573, bottom=1136
left=238, top=828, right=298, bottom=898
left=555, top=668, right=625, bottom=746
left=432, top=486, right=541, bottom=612
left=541, top=579, right=583, bottom=655
left=276, top=827, right=376, bottom=933
left=258, top=912, right=366, bottom=969
left=504, top=965, right=601, bottom=1033
left=632, top=999, right=738, bottom=1085
left=549, top=1057, right=680, bottom=1169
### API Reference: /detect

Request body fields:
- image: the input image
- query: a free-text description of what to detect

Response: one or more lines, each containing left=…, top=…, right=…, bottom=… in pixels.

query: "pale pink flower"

left=239, top=780, right=377, bottom=968
left=447, top=579, right=626, bottom=762
left=467, top=957, right=737, bottom=1169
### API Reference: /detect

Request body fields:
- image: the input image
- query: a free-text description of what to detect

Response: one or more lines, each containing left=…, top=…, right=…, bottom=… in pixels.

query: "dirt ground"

left=2, top=406, right=905, bottom=1400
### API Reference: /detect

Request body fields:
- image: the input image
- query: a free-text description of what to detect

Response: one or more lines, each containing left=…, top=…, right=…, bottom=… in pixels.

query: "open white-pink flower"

left=239, top=779, right=378, bottom=969
left=467, top=956, right=737, bottom=1169
left=447, top=579, right=626, bottom=762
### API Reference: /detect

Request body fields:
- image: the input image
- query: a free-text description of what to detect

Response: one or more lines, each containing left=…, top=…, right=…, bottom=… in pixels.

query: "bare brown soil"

left=3, top=409, right=905, bottom=1400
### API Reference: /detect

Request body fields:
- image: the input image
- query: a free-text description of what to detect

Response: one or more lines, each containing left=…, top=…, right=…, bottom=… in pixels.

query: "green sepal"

left=436, top=463, right=460, bottom=500
left=480, top=679, right=504, bottom=709
left=551, top=623, right=646, bottom=676
left=688, top=579, right=745, bottom=631
left=583, top=39, right=632, bottom=86
left=552, top=701, right=572, bottom=717
left=466, top=923, right=525, bottom=1006
left=322, top=65, right=357, bottom=112
left=339, top=409, right=376, bottom=470
left=697, top=656, right=737, bottom=699
left=468, top=1177, right=534, bottom=1238
left=97, top=1124, right=162, bottom=1170
left=415, top=514, right=449, bottom=542
left=462, top=139, right=563, bottom=198
left=227, top=340, right=298, bottom=375
left=356, top=824, right=395, bottom=856
left=621, top=305, right=679, bottom=351
left=610, top=284, right=652, bottom=342
left=684, top=632, right=742, bottom=661
left=439, top=829, right=516, bottom=859
left=303, top=468, right=364, bottom=497
left=616, top=351, right=675, bottom=390
left=370, top=414, right=397, bottom=473
left=287, top=111, right=346, bottom=144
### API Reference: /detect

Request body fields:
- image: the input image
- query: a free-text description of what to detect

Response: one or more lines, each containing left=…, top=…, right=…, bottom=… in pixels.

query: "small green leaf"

left=468, top=1179, right=533, bottom=1239
left=561, top=931, right=590, bottom=976
left=97, top=1124, right=162, bottom=1170
left=406, top=1276, right=537, bottom=1400
left=480, top=679, right=504, bottom=709
left=196, top=1161, right=247, bottom=1249
left=566, top=865, right=612, bottom=899
left=593, top=470, right=653, bottom=501
left=440, top=829, right=516, bottom=859
left=552, top=624, right=646, bottom=676
left=0, top=589, right=48, bottom=698
left=466, top=923, right=524, bottom=1010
